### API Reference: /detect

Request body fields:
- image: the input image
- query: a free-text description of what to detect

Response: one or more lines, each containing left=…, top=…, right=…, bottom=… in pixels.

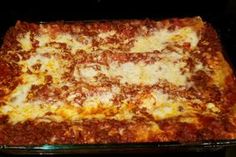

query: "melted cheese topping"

left=103, top=60, right=188, bottom=86
left=1, top=19, right=211, bottom=125
left=73, top=51, right=189, bottom=86
left=19, top=54, right=66, bottom=84
left=98, top=30, right=116, bottom=39
left=140, top=90, right=192, bottom=119
left=17, top=32, right=32, bottom=51
left=131, top=27, right=199, bottom=52
left=35, top=33, right=92, bottom=54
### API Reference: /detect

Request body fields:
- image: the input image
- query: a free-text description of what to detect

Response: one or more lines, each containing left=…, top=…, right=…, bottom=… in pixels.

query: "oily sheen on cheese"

left=4, top=24, right=198, bottom=124
left=131, top=27, right=199, bottom=52
left=0, top=17, right=236, bottom=145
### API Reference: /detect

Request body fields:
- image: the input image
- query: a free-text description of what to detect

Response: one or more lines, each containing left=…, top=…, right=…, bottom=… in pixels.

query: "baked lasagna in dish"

left=0, top=17, right=236, bottom=145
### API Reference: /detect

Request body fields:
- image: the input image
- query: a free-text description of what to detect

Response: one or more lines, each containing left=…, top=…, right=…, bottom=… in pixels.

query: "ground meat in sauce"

left=0, top=17, right=236, bottom=145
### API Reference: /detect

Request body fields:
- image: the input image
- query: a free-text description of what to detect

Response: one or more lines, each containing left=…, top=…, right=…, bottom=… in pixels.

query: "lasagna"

left=0, top=17, right=236, bottom=145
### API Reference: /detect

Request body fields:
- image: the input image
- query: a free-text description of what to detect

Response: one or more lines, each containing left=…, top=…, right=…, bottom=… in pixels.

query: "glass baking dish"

left=0, top=140, right=236, bottom=154
left=0, top=16, right=236, bottom=155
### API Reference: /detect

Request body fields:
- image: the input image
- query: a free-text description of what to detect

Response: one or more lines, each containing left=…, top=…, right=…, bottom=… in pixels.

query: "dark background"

left=0, top=0, right=235, bottom=156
